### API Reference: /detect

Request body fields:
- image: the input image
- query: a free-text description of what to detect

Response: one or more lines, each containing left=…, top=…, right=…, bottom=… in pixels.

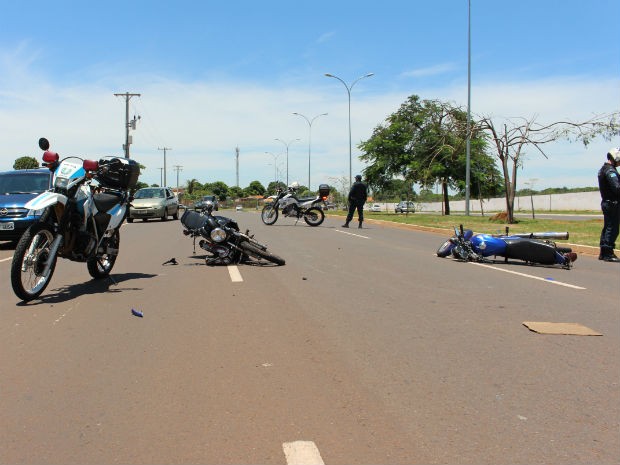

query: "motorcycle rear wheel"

left=261, top=204, right=278, bottom=225
left=11, top=222, right=57, bottom=301
left=303, top=207, right=325, bottom=226
left=87, top=230, right=120, bottom=278
left=239, top=241, right=285, bottom=266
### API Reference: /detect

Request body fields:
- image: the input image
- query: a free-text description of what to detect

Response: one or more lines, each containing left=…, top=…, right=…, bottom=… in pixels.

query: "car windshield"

left=134, top=188, right=165, bottom=199
left=0, top=172, right=50, bottom=195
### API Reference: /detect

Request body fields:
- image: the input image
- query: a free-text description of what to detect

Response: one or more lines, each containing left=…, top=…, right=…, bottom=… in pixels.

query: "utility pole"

left=235, top=146, right=240, bottom=187
left=173, top=165, right=183, bottom=194
left=158, top=167, right=163, bottom=187
left=158, top=147, right=172, bottom=187
left=114, top=92, right=141, bottom=158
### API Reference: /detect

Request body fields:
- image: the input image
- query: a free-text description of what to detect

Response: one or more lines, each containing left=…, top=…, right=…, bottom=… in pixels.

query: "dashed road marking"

left=227, top=265, right=243, bottom=282
left=0, top=257, right=11, bottom=263
left=282, top=441, right=324, bottom=465
left=470, top=262, right=586, bottom=289
left=334, top=229, right=370, bottom=239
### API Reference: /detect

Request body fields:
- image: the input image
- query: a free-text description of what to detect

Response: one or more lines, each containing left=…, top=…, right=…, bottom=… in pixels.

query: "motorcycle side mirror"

left=39, top=138, right=50, bottom=151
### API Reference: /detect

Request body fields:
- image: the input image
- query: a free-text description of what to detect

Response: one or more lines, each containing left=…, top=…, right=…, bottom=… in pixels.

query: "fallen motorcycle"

left=11, top=137, right=140, bottom=301
left=181, top=201, right=285, bottom=266
left=436, top=225, right=577, bottom=269
left=261, top=182, right=330, bottom=226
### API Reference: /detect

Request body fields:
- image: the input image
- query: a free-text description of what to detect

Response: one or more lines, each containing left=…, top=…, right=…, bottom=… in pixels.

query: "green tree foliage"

left=243, top=180, right=266, bottom=197
left=359, top=95, right=498, bottom=214
left=204, top=181, right=229, bottom=201
left=228, top=186, right=244, bottom=199
left=13, top=156, right=40, bottom=170
left=267, top=181, right=287, bottom=195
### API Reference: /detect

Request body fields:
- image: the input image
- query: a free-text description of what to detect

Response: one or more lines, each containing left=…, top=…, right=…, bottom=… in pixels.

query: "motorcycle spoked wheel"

left=303, top=207, right=325, bottom=226
left=239, top=241, right=285, bottom=266
left=87, top=229, right=120, bottom=278
left=11, top=222, right=58, bottom=301
left=261, top=204, right=278, bottom=225
left=436, top=239, right=454, bottom=257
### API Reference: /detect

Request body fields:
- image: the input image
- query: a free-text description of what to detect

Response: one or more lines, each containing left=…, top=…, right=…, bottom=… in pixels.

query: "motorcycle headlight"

left=210, top=228, right=227, bottom=242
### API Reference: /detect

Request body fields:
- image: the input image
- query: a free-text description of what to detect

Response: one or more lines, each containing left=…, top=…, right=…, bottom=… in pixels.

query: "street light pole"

left=465, top=0, right=472, bottom=215
left=324, top=72, right=374, bottom=189
left=274, top=138, right=300, bottom=187
left=293, top=112, right=327, bottom=192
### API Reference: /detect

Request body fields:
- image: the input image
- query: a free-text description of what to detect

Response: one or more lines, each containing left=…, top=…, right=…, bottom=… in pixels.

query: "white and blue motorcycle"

left=11, top=138, right=140, bottom=301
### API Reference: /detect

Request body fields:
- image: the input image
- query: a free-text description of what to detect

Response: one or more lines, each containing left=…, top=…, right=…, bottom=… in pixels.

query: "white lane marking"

left=227, top=265, right=243, bottom=282
left=0, top=257, right=11, bottom=263
left=283, top=441, right=324, bottom=465
left=470, top=262, right=586, bottom=289
left=335, top=229, right=370, bottom=239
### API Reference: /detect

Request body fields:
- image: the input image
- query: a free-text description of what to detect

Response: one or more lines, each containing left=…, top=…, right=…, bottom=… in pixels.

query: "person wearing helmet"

left=597, top=147, right=620, bottom=262
left=342, top=174, right=368, bottom=228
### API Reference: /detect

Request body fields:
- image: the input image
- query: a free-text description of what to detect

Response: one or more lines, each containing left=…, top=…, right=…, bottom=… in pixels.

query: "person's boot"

left=342, top=221, right=349, bottom=228
left=358, top=221, right=363, bottom=229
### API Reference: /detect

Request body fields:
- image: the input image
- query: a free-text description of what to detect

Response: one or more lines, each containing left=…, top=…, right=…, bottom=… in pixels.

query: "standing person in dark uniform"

left=598, top=147, right=620, bottom=262
left=342, top=174, right=368, bottom=228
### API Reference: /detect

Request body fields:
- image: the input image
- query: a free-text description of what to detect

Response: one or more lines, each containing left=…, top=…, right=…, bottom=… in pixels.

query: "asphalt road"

left=1, top=212, right=618, bottom=464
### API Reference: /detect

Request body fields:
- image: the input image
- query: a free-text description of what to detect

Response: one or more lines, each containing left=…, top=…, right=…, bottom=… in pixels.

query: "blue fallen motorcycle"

left=436, top=225, right=577, bottom=269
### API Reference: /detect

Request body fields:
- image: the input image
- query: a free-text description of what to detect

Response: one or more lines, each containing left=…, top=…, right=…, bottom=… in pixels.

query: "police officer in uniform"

left=598, top=147, right=620, bottom=262
left=343, top=174, right=368, bottom=229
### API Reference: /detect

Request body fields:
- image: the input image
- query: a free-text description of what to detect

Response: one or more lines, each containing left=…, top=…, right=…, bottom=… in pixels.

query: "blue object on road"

left=131, top=308, right=143, bottom=318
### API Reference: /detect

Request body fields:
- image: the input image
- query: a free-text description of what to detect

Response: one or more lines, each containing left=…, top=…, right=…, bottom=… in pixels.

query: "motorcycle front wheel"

left=303, top=207, right=325, bottom=226
left=261, top=204, right=278, bottom=225
left=87, top=229, right=120, bottom=278
left=11, top=222, right=58, bottom=301
left=436, top=239, right=454, bottom=257
left=239, top=241, right=285, bottom=266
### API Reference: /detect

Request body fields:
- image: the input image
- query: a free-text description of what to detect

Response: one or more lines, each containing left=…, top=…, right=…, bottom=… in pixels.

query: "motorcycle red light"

left=42, top=151, right=59, bottom=163
left=83, top=159, right=99, bottom=171
left=321, top=196, right=327, bottom=201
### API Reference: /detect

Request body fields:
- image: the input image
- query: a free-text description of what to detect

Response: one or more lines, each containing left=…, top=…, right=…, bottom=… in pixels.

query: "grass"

left=326, top=210, right=603, bottom=247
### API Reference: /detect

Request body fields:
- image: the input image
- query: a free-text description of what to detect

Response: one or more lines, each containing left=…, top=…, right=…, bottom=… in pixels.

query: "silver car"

left=128, top=187, right=179, bottom=222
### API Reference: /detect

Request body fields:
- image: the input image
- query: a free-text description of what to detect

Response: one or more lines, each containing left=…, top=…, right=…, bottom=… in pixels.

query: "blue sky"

left=1, top=0, right=618, bottom=193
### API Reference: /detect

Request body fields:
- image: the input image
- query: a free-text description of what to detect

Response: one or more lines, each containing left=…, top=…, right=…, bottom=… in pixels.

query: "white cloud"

left=400, top=63, right=457, bottom=78
left=0, top=63, right=617, bottom=191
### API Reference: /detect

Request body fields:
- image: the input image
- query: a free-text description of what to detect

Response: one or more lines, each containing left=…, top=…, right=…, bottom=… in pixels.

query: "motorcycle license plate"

left=0, top=222, right=15, bottom=230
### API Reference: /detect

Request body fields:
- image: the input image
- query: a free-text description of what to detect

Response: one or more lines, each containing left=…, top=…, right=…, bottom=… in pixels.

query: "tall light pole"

left=293, top=112, right=327, bottom=192
left=275, top=138, right=300, bottom=187
left=324, top=72, right=374, bottom=189
left=465, top=0, right=472, bottom=215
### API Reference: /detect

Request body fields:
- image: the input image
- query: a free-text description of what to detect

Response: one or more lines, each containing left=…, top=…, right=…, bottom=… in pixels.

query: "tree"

left=204, top=181, right=229, bottom=201
left=244, top=180, right=266, bottom=197
left=228, top=185, right=244, bottom=199
left=267, top=181, right=286, bottom=195
left=186, top=178, right=201, bottom=195
left=478, top=112, right=619, bottom=223
left=13, top=156, right=40, bottom=170
left=359, top=95, right=493, bottom=214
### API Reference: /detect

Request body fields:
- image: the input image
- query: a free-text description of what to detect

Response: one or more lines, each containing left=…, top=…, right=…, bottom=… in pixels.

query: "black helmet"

left=355, top=174, right=362, bottom=181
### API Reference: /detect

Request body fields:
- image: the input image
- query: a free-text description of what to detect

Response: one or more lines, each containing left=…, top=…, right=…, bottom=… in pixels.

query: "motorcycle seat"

left=94, top=192, right=123, bottom=213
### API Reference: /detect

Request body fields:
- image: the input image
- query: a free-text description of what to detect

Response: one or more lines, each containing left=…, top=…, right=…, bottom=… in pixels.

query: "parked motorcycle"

left=181, top=201, right=285, bottom=266
left=436, top=225, right=577, bottom=269
left=11, top=138, right=140, bottom=301
left=261, top=183, right=330, bottom=226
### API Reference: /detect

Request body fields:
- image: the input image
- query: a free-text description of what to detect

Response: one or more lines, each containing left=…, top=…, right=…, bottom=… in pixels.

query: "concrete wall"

left=414, top=191, right=601, bottom=213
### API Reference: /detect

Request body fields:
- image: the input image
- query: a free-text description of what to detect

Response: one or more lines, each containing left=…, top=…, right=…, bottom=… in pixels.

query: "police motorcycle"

left=181, top=200, right=285, bottom=266
left=436, top=224, right=577, bottom=269
left=11, top=138, right=140, bottom=301
left=261, top=182, right=330, bottom=227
